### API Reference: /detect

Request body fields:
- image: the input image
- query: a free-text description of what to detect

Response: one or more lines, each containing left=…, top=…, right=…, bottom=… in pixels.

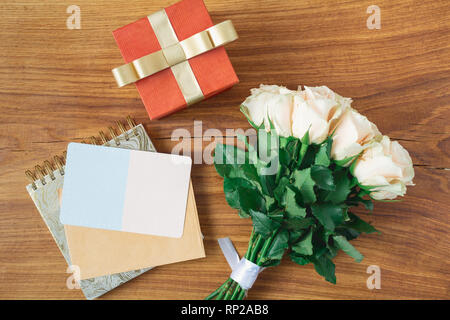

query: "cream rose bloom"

left=353, top=136, right=415, bottom=200
left=330, top=108, right=381, bottom=162
left=241, top=85, right=351, bottom=142
left=291, top=86, right=351, bottom=143
left=241, top=84, right=295, bottom=137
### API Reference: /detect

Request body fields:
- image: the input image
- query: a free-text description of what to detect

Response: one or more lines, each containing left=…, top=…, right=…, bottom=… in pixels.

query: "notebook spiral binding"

left=25, top=115, right=138, bottom=191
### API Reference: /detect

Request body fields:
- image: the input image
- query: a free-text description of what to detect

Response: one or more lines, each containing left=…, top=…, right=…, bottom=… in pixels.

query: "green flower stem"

left=205, top=280, right=228, bottom=300
left=205, top=290, right=218, bottom=300
left=247, top=232, right=260, bottom=261
left=215, top=278, right=232, bottom=300
left=237, top=288, right=246, bottom=299
left=230, top=284, right=243, bottom=300
left=228, top=283, right=245, bottom=300
left=249, top=235, right=264, bottom=262
left=206, top=227, right=280, bottom=300
left=223, top=280, right=237, bottom=300
left=257, top=228, right=279, bottom=264
left=245, top=229, right=256, bottom=260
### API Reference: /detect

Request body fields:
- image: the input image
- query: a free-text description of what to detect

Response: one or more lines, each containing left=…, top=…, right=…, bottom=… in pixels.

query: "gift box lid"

left=113, top=0, right=239, bottom=119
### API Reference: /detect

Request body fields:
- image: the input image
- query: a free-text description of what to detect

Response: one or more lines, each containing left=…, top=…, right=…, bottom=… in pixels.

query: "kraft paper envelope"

left=60, top=143, right=192, bottom=238
left=64, top=182, right=205, bottom=280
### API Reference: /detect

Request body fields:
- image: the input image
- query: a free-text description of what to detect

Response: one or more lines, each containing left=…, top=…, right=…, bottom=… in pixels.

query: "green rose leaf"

left=311, top=165, right=335, bottom=191
left=279, top=148, right=292, bottom=168
left=299, top=147, right=318, bottom=169
left=261, top=259, right=282, bottom=268
left=325, top=169, right=352, bottom=204
left=346, top=212, right=380, bottom=234
left=290, top=252, right=311, bottom=266
left=266, top=229, right=289, bottom=260
left=214, top=143, right=244, bottom=176
left=346, top=195, right=374, bottom=212
left=315, top=140, right=331, bottom=167
left=223, top=178, right=265, bottom=214
left=326, top=241, right=339, bottom=259
left=267, top=208, right=285, bottom=224
left=333, top=153, right=360, bottom=167
left=214, top=144, right=260, bottom=186
left=297, top=131, right=310, bottom=167
left=332, top=235, right=364, bottom=262
left=285, top=187, right=307, bottom=218
left=292, top=229, right=313, bottom=256
left=283, top=138, right=301, bottom=165
left=242, top=165, right=260, bottom=184
left=264, top=195, right=276, bottom=212
left=250, top=209, right=280, bottom=238
left=288, top=230, right=304, bottom=244
left=259, top=172, right=277, bottom=197
left=335, top=226, right=360, bottom=241
left=312, top=254, right=336, bottom=284
left=284, top=217, right=315, bottom=231
left=292, top=168, right=317, bottom=204
left=273, top=176, right=289, bottom=204
left=238, top=209, right=250, bottom=218
left=311, top=203, right=344, bottom=232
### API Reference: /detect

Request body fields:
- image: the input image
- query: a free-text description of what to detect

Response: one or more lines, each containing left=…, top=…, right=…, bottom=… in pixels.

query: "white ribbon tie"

left=218, top=237, right=264, bottom=290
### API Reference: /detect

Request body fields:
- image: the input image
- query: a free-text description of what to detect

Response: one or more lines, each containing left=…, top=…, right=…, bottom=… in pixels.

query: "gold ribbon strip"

left=112, top=10, right=238, bottom=105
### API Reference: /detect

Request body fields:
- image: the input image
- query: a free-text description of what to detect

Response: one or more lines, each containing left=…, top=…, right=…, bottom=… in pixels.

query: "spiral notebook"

left=25, top=118, right=154, bottom=299
left=25, top=117, right=204, bottom=297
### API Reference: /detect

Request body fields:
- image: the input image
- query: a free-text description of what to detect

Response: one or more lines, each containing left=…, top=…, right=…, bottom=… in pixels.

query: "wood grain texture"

left=0, top=0, right=449, bottom=299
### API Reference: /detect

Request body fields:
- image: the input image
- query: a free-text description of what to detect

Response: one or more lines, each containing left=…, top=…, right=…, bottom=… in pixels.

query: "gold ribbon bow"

left=112, top=10, right=238, bottom=105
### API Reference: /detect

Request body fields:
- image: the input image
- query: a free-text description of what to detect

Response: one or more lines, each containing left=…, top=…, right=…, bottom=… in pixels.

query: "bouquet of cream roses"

left=206, top=85, right=414, bottom=300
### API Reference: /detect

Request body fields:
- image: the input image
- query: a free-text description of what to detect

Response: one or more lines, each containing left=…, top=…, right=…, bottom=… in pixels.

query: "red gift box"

left=112, top=0, right=239, bottom=119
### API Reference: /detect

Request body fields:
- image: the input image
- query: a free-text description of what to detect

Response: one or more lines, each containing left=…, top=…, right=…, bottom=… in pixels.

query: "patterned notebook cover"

left=25, top=121, right=155, bottom=299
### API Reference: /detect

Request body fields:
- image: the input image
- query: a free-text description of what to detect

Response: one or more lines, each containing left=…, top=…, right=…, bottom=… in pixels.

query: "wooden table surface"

left=0, top=0, right=449, bottom=300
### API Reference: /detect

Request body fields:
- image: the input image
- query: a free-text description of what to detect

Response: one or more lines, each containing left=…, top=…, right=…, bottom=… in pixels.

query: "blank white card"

left=60, top=143, right=192, bottom=238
